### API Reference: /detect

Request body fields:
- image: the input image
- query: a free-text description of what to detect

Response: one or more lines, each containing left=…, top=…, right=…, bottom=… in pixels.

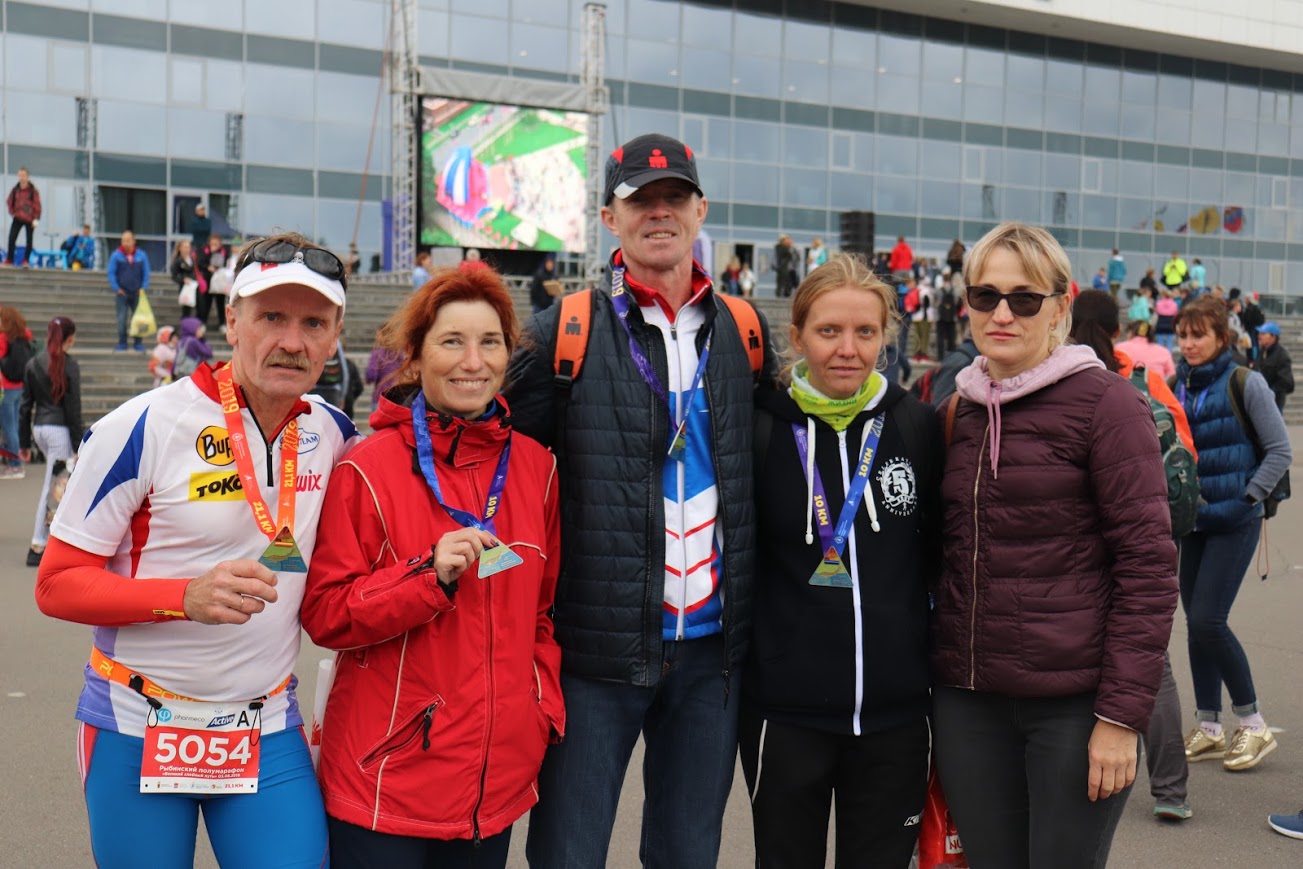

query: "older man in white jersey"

left=35, top=232, right=358, bottom=868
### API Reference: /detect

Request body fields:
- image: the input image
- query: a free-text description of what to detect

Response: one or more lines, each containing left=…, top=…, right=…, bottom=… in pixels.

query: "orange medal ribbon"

left=215, top=366, right=298, bottom=541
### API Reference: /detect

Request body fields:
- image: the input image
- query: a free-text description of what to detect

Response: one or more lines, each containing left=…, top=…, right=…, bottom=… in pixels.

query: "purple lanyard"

left=411, top=393, right=510, bottom=535
left=609, top=267, right=713, bottom=453
left=791, top=414, right=885, bottom=557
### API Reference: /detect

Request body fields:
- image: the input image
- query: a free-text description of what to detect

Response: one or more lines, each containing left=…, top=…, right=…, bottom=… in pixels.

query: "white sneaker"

left=0, top=466, right=24, bottom=480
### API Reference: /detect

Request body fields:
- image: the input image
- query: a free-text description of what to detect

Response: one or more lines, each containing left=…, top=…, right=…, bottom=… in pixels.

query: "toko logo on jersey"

left=191, top=470, right=245, bottom=501
left=196, top=426, right=234, bottom=466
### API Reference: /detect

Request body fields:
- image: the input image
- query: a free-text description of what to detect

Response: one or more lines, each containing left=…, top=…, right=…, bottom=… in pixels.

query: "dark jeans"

left=114, top=291, right=140, bottom=346
left=738, top=705, right=929, bottom=869
left=0, top=389, right=21, bottom=468
left=1179, top=522, right=1262, bottom=719
left=525, top=635, right=740, bottom=869
left=1143, top=652, right=1188, bottom=806
left=328, top=817, right=511, bottom=869
left=933, top=687, right=1132, bottom=869
left=7, top=219, right=33, bottom=266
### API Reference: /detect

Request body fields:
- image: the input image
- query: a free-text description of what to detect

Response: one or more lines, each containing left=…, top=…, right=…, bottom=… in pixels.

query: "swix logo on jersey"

left=190, top=471, right=244, bottom=501
left=296, top=473, right=322, bottom=492
left=195, top=426, right=234, bottom=466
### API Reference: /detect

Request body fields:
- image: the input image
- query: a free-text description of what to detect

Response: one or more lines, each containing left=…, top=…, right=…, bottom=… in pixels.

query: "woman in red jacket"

left=932, top=223, right=1178, bottom=868
left=302, top=266, right=563, bottom=868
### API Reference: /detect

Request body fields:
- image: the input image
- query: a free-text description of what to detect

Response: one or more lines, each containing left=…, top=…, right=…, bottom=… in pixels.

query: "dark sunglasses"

left=965, top=285, right=1064, bottom=317
left=240, top=239, right=348, bottom=290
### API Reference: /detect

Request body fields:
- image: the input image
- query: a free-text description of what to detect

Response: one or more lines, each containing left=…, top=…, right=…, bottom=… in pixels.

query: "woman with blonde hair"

left=931, top=223, right=1178, bottom=868
left=740, top=253, right=942, bottom=867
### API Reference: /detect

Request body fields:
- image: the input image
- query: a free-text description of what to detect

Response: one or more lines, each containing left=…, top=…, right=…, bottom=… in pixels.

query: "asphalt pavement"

left=5, top=430, right=1303, bottom=868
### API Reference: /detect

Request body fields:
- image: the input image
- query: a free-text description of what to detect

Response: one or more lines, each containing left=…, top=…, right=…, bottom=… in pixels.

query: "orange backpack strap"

left=718, top=294, right=764, bottom=377
left=553, top=289, right=593, bottom=386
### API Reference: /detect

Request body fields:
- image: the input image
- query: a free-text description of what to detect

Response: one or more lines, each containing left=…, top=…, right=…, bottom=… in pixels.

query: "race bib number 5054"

left=140, top=698, right=262, bottom=794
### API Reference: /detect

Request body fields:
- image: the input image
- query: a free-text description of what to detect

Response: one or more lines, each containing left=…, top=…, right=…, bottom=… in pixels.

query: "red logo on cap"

left=649, top=149, right=668, bottom=169
left=260, top=262, right=279, bottom=272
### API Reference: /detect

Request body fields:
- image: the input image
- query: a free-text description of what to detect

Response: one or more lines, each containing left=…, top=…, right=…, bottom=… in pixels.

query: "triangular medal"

left=259, top=526, right=307, bottom=573
left=668, top=421, right=688, bottom=462
left=808, top=546, right=852, bottom=588
left=479, top=542, right=525, bottom=578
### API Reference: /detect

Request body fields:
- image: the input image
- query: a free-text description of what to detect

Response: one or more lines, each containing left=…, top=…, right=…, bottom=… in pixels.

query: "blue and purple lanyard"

left=1176, top=382, right=1208, bottom=417
left=609, top=266, right=712, bottom=457
left=791, top=413, right=885, bottom=558
left=411, top=393, right=510, bottom=535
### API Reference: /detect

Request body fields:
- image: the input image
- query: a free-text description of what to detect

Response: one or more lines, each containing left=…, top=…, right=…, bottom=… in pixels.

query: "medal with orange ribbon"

left=215, top=366, right=305, bottom=572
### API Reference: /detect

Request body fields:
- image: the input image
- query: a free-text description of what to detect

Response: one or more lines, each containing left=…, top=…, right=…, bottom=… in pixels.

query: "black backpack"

left=1, top=337, right=34, bottom=383
left=937, top=288, right=958, bottom=323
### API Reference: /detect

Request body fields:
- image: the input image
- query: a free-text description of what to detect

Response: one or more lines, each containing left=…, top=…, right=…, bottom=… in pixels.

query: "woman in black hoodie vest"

left=740, top=253, right=943, bottom=868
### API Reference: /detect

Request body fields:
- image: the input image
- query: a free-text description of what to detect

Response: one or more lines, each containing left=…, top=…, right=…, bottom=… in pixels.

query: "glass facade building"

left=6, top=0, right=1303, bottom=297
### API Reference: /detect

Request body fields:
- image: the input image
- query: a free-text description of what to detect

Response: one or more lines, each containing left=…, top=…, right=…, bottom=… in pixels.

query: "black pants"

left=327, top=816, right=511, bottom=869
left=197, top=289, right=226, bottom=330
left=933, top=687, right=1132, bottom=869
left=7, top=219, right=33, bottom=266
left=738, top=704, right=929, bottom=869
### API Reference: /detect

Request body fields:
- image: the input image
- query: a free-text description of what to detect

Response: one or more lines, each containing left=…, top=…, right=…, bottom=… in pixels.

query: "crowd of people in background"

left=2, top=133, right=1302, bottom=868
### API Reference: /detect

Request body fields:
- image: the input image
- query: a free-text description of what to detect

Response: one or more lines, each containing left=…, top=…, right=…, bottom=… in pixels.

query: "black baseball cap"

left=603, top=134, right=703, bottom=205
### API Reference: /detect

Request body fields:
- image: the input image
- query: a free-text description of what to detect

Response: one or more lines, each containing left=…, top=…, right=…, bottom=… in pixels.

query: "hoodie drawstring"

left=985, top=380, right=1003, bottom=480
left=803, top=418, right=816, bottom=546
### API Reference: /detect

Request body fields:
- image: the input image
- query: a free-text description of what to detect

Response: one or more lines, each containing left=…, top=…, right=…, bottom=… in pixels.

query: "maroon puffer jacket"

left=932, top=365, right=1178, bottom=731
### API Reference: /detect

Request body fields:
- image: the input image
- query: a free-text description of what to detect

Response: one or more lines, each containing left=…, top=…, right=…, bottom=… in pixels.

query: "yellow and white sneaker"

left=1224, top=727, right=1277, bottom=771
left=1184, top=727, right=1227, bottom=762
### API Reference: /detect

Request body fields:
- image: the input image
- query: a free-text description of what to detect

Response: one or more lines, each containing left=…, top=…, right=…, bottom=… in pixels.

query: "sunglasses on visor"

left=965, top=285, right=1064, bottom=317
left=240, top=239, right=348, bottom=290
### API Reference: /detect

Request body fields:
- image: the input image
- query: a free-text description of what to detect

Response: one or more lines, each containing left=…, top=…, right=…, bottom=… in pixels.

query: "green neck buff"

left=788, top=362, right=883, bottom=431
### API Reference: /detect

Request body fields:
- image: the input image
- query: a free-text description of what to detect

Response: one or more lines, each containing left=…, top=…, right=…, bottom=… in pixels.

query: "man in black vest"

left=507, top=134, right=776, bottom=869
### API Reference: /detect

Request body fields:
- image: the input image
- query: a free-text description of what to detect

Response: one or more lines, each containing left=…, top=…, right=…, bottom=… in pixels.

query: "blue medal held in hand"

left=411, top=393, right=523, bottom=579
left=478, top=542, right=524, bottom=578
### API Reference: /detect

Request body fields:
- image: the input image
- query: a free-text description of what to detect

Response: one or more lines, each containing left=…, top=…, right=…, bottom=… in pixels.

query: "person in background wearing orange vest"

left=506, top=133, right=777, bottom=869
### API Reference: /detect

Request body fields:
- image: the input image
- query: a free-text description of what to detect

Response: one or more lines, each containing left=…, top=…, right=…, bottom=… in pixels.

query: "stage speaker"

left=839, top=211, right=875, bottom=254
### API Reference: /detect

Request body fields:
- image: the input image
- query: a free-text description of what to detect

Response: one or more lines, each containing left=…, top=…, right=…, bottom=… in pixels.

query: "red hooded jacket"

left=301, top=390, right=563, bottom=840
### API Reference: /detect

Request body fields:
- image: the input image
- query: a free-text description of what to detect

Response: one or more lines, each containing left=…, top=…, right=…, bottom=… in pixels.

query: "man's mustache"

left=265, top=353, right=309, bottom=370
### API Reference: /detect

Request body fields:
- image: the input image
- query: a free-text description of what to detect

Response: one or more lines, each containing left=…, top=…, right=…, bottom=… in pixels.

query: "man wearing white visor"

left=35, top=232, right=359, bottom=867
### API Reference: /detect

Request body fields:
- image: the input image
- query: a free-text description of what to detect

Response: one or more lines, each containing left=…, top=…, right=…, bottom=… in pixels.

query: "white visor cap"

left=230, top=257, right=346, bottom=311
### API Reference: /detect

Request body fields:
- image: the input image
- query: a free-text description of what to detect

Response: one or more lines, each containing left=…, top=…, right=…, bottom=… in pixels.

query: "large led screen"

left=419, top=98, right=588, bottom=252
